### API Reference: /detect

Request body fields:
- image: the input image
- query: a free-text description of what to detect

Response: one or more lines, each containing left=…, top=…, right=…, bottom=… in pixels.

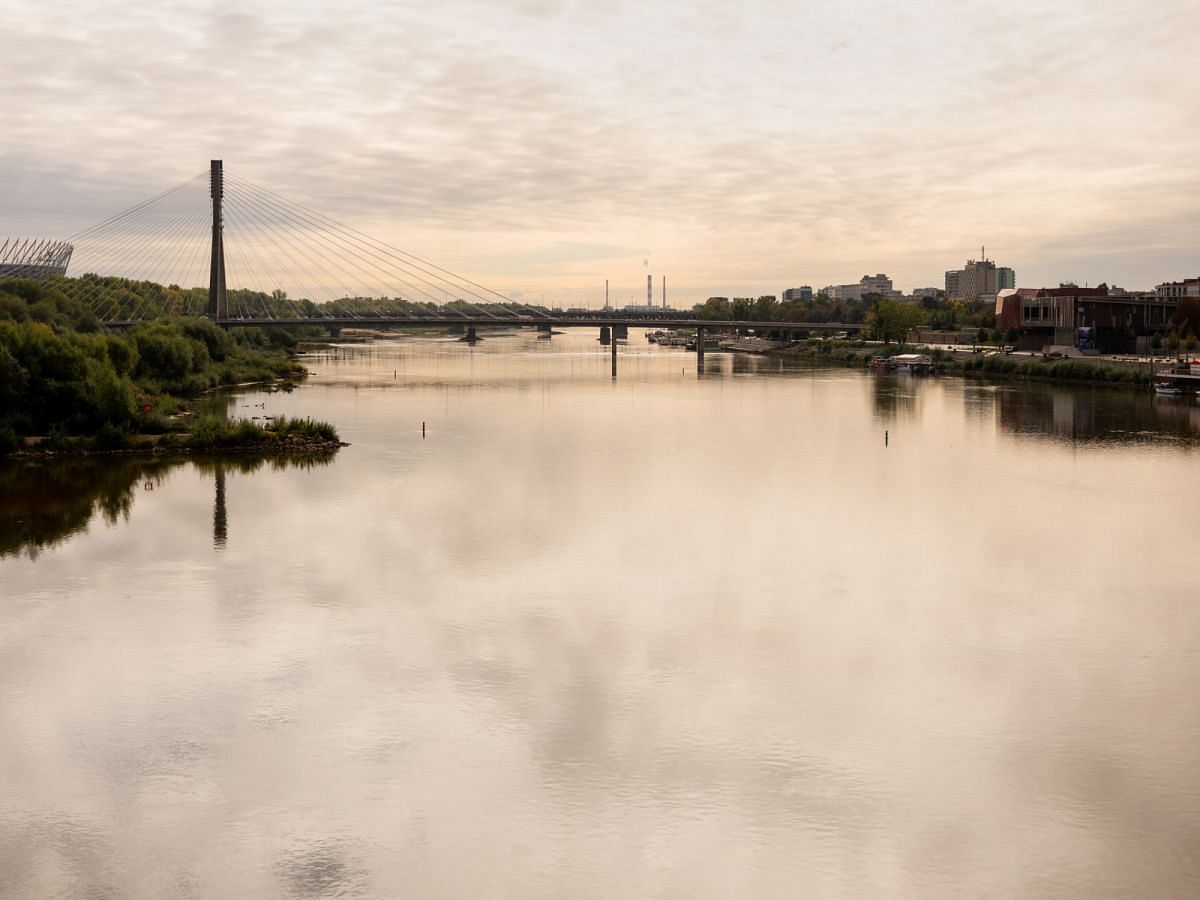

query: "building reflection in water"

left=995, top=384, right=1200, bottom=444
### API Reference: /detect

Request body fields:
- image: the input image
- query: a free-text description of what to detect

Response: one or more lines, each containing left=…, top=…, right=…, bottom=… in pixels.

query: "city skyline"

left=2, top=0, right=1197, bottom=306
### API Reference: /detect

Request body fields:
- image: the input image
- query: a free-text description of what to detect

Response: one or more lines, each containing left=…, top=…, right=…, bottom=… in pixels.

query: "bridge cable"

left=225, top=182, right=402, bottom=318
left=225, top=174, right=522, bottom=320
left=68, top=178, right=209, bottom=319
left=221, top=184, right=364, bottom=317
left=224, top=176, right=496, bottom=319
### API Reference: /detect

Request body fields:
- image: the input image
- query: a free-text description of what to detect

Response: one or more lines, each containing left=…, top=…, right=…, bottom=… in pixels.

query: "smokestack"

left=647, top=274, right=652, bottom=308
left=662, top=275, right=666, bottom=310
left=605, top=279, right=609, bottom=309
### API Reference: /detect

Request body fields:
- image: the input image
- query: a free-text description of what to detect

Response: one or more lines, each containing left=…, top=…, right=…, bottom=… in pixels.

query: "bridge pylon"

left=207, top=160, right=228, bottom=320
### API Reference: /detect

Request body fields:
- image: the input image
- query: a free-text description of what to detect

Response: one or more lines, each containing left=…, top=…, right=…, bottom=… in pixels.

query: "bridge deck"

left=102, top=315, right=863, bottom=331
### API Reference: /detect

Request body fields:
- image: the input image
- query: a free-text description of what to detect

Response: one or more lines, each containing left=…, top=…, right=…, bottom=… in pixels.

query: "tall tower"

left=207, top=160, right=228, bottom=320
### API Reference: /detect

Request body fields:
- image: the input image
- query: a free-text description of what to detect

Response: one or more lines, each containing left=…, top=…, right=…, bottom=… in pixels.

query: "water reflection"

left=214, top=466, right=227, bottom=549
left=6, top=335, right=1200, bottom=897
left=0, top=453, right=334, bottom=559
left=870, top=373, right=923, bottom=423
left=993, top=383, right=1200, bottom=445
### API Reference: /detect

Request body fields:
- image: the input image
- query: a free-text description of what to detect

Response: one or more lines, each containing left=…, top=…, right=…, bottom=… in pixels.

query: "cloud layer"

left=2, top=0, right=1197, bottom=304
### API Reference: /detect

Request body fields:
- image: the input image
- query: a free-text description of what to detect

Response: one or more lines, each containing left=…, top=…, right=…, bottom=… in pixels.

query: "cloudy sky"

left=2, top=0, right=1197, bottom=306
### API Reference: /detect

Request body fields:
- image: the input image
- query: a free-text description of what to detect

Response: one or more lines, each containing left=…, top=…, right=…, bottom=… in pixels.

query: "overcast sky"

left=2, top=0, right=1197, bottom=305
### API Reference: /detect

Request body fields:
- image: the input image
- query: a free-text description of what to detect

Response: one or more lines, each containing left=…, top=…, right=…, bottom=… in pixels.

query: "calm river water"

left=3, top=329, right=1200, bottom=898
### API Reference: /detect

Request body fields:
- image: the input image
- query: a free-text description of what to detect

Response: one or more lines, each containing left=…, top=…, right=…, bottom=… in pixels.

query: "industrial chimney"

left=647, top=274, right=652, bottom=308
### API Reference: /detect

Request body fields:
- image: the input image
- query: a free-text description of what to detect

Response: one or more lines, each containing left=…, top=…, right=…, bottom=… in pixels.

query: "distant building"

left=911, top=287, right=941, bottom=300
left=946, top=258, right=1004, bottom=301
left=860, top=274, right=894, bottom=296
left=782, top=286, right=813, bottom=303
left=820, top=274, right=899, bottom=302
left=1155, top=277, right=1200, bottom=300
left=997, top=267, right=1015, bottom=291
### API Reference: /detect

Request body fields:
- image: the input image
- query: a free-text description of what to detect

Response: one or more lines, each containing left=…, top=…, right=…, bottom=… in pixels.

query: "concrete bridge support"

left=466, top=326, right=478, bottom=342
left=614, top=324, right=629, bottom=339
left=207, top=160, right=228, bottom=321
left=537, top=323, right=552, bottom=335
left=599, top=325, right=611, bottom=345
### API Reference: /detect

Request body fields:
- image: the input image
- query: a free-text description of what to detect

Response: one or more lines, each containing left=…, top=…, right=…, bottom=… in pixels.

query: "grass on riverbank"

left=186, top=416, right=341, bottom=450
left=775, top=339, right=1152, bottom=387
left=4, top=416, right=343, bottom=457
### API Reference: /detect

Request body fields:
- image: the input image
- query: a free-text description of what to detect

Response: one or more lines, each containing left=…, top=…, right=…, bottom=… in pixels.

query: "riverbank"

left=772, top=340, right=1153, bottom=388
left=0, top=278, right=343, bottom=453
left=4, top=416, right=346, bottom=459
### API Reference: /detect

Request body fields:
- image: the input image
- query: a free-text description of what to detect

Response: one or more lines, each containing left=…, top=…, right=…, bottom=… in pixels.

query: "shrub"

left=0, top=425, right=18, bottom=455
left=180, top=318, right=234, bottom=362
left=93, top=422, right=133, bottom=451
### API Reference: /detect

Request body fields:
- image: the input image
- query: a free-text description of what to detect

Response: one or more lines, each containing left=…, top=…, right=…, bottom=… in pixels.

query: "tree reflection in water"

left=0, top=453, right=335, bottom=559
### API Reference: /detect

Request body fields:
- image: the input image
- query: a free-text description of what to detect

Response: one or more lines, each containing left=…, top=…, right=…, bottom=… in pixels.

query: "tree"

left=753, top=295, right=778, bottom=322
left=867, top=299, right=925, bottom=344
left=693, top=297, right=731, bottom=320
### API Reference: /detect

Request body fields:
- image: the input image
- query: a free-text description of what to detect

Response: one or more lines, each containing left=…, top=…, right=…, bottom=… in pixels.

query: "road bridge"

left=6, top=160, right=866, bottom=375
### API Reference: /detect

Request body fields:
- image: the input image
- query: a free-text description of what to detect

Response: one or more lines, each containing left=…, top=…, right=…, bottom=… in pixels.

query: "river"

left=3, top=328, right=1199, bottom=898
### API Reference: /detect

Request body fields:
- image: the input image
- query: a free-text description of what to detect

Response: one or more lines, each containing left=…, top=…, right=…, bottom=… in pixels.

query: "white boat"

left=1154, top=384, right=1184, bottom=396
left=890, top=353, right=934, bottom=374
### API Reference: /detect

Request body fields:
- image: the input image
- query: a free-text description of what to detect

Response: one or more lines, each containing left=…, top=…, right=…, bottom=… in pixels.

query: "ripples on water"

left=2, top=330, right=1199, bottom=898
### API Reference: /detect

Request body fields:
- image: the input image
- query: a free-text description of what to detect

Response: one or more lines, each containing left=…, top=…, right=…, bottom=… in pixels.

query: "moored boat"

left=890, top=353, right=934, bottom=374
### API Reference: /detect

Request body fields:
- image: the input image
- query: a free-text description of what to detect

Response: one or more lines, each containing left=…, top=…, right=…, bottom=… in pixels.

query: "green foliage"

left=180, top=318, right=234, bottom=362
left=267, top=416, right=340, bottom=442
left=0, top=291, right=308, bottom=441
left=92, top=422, right=134, bottom=451
left=0, top=425, right=18, bottom=455
left=961, top=355, right=1149, bottom=385
left=104, top=335, right=138, bottom=375
left=133, top=325, right=208, bottom=383
left=186, top=415, right=339, bottom=450
left=867, top=299, right=926, bottom=344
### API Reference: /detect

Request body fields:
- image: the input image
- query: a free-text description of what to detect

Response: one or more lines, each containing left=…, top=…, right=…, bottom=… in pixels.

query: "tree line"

left=0, top=278, right=305, bottom=448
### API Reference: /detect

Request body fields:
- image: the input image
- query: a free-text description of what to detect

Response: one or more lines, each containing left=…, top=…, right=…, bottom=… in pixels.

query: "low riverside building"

left=996, top=285, right=1173, bottom=352
left=782, top=286, right=813, bottom=303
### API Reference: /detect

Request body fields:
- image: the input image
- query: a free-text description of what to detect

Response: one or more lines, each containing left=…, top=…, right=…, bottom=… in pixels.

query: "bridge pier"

left=537, top=323, right=552, bottom=335
left=466, top=326, right=478, bottom=342
left=614, top=324, right=628, bottom=340
left=599, top=325, right=610, bottom=345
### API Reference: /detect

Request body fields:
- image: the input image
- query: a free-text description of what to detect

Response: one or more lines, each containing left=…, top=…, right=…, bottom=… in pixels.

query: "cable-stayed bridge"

left=3, top=160, right=861, bottom=345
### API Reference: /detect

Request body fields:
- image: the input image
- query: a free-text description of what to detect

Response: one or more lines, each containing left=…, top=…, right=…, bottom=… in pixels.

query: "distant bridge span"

left=102, top=314, right=864, bottom=332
